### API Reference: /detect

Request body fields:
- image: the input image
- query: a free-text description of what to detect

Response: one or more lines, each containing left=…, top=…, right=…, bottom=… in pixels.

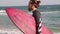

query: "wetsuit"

left=32, top=10, right=42, bottom=34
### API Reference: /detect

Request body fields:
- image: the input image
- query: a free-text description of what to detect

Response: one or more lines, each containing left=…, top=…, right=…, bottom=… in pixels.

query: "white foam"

left=54, top=32, right=60, bottom=34
left=0, top=10, right=7, bottom=15
left=0, top=13, right=7, bottom=15
left=41, top=11, right=60, bottom=14
left=0, top=10, right=6, bottom=13
left=0, top=29, right=23, bottom=34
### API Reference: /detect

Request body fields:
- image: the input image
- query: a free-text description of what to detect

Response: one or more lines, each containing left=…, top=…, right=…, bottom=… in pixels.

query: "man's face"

left=28, top=3, right=35, bottom=11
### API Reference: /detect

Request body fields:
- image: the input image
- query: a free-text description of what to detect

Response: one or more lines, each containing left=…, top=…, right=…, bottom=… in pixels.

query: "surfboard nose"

left=6, top=8, right=17, bottom=16
left=5, top=8, right=36, bottom=34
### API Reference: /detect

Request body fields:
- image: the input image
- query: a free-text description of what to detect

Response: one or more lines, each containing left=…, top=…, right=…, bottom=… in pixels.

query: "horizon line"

left=0, top=4, right=60, bottom=7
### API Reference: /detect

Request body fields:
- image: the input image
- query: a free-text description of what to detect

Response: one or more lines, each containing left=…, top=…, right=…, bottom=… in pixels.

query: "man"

left=28, top=0, right=42, bottom=34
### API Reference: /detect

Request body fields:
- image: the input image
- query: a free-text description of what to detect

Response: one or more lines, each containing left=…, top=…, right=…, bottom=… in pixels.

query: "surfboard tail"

left=42, top=24, right=53, bottom=34
left=6, top=8, right=53, bottom=34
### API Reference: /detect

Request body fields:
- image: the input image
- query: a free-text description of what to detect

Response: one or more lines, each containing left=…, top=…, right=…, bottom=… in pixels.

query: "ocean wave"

left=41, top=11, right=60, bottom=14
left=54, top=32, right=60, bottom=34
left=0, top=10, right=6, bottom=13
left=0, top=13, right=7, bottom=15
left=0, top=29, right=23, bottom=34
left=0, top=10, right=7, bottom=15
left=0, top=29, right=60, bottom=34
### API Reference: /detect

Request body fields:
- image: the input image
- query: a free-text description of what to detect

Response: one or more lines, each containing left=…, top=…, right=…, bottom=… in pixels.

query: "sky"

left=0, top=0, right=60, bottom=6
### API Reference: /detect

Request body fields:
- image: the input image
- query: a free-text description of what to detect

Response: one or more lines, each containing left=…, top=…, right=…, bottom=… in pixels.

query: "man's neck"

left=32, top=8, right=37, bottom=11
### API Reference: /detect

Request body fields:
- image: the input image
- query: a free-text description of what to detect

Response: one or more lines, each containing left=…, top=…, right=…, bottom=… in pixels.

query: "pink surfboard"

left=6, top=8, right=53, bottom=34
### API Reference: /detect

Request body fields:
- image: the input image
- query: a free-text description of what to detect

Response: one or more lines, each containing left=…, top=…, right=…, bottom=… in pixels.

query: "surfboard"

left=6, top=8, right=53, bottom=34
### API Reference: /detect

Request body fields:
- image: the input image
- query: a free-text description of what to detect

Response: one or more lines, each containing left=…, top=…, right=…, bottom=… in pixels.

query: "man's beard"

left=28, top=7, right=33, bottom=11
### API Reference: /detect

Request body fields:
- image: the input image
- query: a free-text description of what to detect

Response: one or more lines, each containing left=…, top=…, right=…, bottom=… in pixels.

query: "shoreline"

left=54, top=32, right=60, bottom=34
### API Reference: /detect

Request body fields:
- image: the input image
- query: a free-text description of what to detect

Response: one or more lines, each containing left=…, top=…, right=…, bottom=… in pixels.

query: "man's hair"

left=30, top=0, right=41, bottom=8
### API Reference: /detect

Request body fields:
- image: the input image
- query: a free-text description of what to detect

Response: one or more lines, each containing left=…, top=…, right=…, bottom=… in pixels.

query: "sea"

left=0, top=5, right=60, bottom=34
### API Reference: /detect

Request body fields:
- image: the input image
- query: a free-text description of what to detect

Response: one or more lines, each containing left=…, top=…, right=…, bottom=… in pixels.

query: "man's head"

left=28, top=0, right=41, bottom=11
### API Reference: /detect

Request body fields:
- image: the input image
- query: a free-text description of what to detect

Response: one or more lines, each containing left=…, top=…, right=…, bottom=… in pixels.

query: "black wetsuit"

left=32, top=10, right=41, bottom=34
